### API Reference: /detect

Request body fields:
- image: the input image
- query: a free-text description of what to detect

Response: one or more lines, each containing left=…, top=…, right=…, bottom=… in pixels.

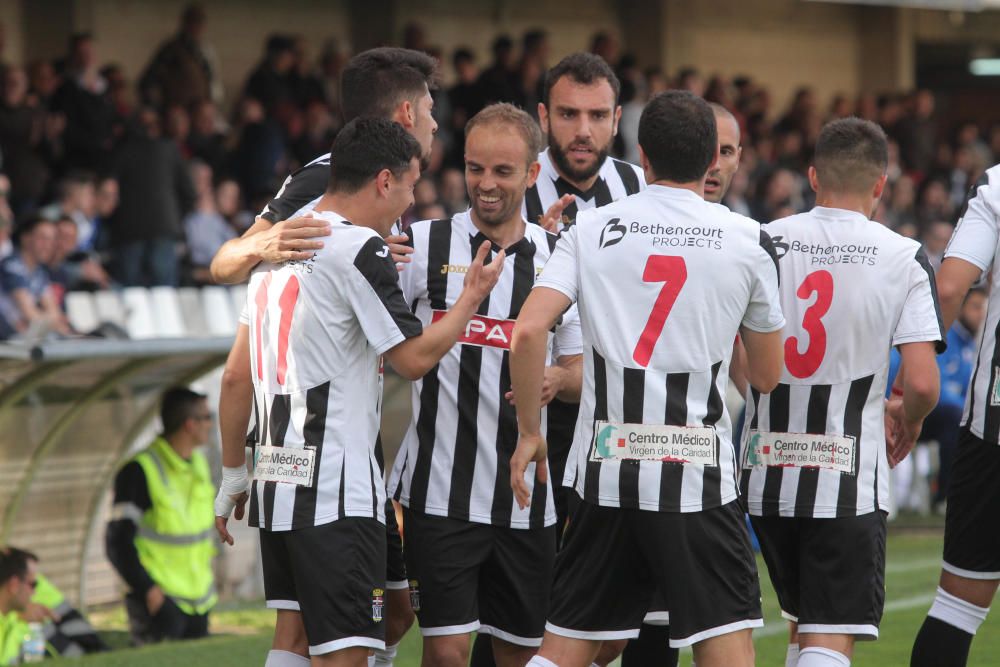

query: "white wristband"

left=214, top=465, right=250, bottom=518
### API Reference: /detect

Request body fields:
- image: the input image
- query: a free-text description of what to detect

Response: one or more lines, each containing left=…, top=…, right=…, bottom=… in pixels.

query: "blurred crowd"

left=0, top=5, right=993, bottom=340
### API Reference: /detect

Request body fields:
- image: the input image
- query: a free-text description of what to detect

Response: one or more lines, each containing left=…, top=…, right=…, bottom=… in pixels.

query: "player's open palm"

left=511, top=433, right=548, bottom=509
left=538, top=193, right=575, bottom=232
left=464, top=240, right=506, bottom=302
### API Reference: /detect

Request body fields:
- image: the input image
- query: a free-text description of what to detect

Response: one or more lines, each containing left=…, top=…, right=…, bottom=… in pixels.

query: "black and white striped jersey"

left=522, top=148, right=645, bottom=231
left=741, top=206, right=945, bottom=518
left=259, top=153, right=330, bottom=224
left=246, top=210, right=422, bottom=532
left=944, top=165, right=1000, bottom=444
left=387, top=211, right=582, bottom=529
left=536, top=185, right=785, bottom=513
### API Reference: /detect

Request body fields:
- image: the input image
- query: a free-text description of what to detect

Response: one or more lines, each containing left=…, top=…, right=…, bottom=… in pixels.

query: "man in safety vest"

left=0, top=547, right=36, bottom=665
left=106, top=387, right=217, bottom=645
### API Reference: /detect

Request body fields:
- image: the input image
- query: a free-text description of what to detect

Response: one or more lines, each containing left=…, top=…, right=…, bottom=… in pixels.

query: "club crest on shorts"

left=372, top=588, right=384, bottom=622
left=408, top=579, right=420, bottom=612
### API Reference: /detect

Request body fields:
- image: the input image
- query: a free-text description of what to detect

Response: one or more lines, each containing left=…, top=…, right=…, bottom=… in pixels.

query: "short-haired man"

left=511, top=91, right=786, bottom=667
left=910, top=163, right=1000, bottom=667
left=0, top=547, right=37, bottom=665
left=704, top=103, right=743, bottom=207
left=212, top=48, right=439, bottom=667
left=742, top=118, right=943, bottom=667
left=106, top=387, right=218, bottom=645
left=219, top=117, right=502, bottom=667
left=388, top=103, right=581, bottom=667
left=0, top=217, right=70, bottom=340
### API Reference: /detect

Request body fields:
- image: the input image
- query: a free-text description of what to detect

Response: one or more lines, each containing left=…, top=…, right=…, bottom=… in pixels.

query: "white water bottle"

left=21, top=622, right=45, bottom=663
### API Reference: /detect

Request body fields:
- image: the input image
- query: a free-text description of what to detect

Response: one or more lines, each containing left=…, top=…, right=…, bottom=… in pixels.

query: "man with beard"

left=212, top=47, right=437, bottom=667
left=387, top=103, right=582, bottom=667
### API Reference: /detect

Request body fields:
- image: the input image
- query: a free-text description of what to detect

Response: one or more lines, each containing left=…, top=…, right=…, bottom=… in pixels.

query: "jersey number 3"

left=254, top=275, right=301, bottom=385
left=785, top=269, right=833, bottom=378
left=633, top=255, right=687, bottom=367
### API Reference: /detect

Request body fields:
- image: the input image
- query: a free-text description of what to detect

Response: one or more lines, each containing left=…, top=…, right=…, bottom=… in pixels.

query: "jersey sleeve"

left=944, top=173, right=997, bottom=273
left=347, top=235, right=423, bottom=355
left=893, top=247, right=947, bottom=352
left=535, top=225, right=580, bottom=302
left=259, top=161, right=328, bottom=224
left=742, top=229, right=786, bottom=333
left=553, top=303, right=583, bottom=357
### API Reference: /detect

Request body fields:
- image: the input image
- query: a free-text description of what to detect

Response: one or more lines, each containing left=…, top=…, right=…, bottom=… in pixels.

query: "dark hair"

left=639, top=91, right=717, bottom=183
left=491, top=36, right=513, bottom=56
left=452, top=48, right=474, bottom=70
left=543, top=52, right=620, bottom=108
left=340, top=47, right=437, bottom=123
left=813, top=117, right=888, bottom=193
left=160, top=386, right=207, bottom=436
left=15, top=215, right=55, bottom=242
left=523, top=29, right=547, bottom=53
left=328, top=117, right=422, bottom=194
left=0, top=547, right=34, bottom=586
left=465, top=103, right=543, bottom=166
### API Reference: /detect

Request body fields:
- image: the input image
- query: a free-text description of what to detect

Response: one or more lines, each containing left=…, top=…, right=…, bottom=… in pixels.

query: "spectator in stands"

left=1, top=547, right=109, bottom=657
left=0, top=217, right=69, bottom=340
left=289, top=100, right=336, bottom=168
left=139, top=4, right=215, bottom=111
left=50, top=33, right=115, bottom=173
left=164, top=104, right=192, bottom=158
left=110, top=107, right=195, bottom=287
left=184, top=161, right=238, bottom=284
left=0, top=65, right=52, bottom=217
left=478, top=35, right=518, bottom=105
left=100, top=64, right=133, bottom=143
left=287, top=35, right=325, bottom=109
left=106, top=387, right=217, bottom=646
left=0, top=547, right=36, bottom=665
left=91, top=174, right=119, bottom=252
left=242, top=34, right=296, bottom=119
left=446, top=48, right=484, bottom=168
left=50, top=217, right=111, bottom=292
left=896, top=89, right=936, bottom=176
left=316, top=38, right=349, bottom=117
left=915, top=177, right=953, bottom=230
left=187, top=100, right=227, bottom=173
left=26, top=59, right=60, bottom=110
left=590, top=30, right=620, bottom=67
left=922, top=220, right=953, bottom=270
left=227, top=96, right=285, bottom=203
left=439, top=167, right=468, bottom=216
left=40, top=170, right=98, bottom=251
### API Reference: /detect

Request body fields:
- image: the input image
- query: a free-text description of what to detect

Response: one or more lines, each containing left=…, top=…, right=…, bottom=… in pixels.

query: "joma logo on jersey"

left=599, top=218, right=627, bottom=248
left=431, top=310, right=515, bottom=349
left=440, top=264, right=469, bottom=274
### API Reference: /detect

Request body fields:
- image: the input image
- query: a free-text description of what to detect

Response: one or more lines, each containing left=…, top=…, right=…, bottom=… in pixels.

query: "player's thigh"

left=749, top=514, right=802, bottom=621
left=943, top=428, right=1000, bottom=579
left=797, top=511, right=886, bottom=640
left=285, top=519, right=386, bottom=655
left=479, top=524, right=556, bottom=647
left=402, top=508, right=491, bottom=635
left=642, top=501, right=762, bottom=649
left=385, top=499, right=409, bottom=592
left=546, top=500, right=650, bottom=641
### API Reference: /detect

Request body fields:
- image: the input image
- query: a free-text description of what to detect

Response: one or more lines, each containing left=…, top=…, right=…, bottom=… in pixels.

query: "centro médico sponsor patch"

left=589, top=421, right=718, bottom=466
left=743, top=430, right=856, bottom=475
left=253, top=445, right=316, bottom=486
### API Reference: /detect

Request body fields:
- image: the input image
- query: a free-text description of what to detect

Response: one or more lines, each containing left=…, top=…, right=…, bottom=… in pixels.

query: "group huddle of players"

left=209, top=46, right=1000, bottom=667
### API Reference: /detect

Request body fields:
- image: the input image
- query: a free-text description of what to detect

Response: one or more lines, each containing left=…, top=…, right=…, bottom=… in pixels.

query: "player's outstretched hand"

left=464, top=240, right=506, bottom=302
left=256, top=214, right=331, bottom=264
left=384, top=233, right=414, bottom=269
left=511, top=433, right=548, bottom=509
left=538, top=194, right=575, bottom=233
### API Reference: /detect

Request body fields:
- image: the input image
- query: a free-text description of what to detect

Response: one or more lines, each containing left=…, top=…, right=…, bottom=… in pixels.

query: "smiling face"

left=704, top=111, right=742, bottom=203
left=465, top=123, right=538, bottom=228
left=540, top=77, right=620, bottom=189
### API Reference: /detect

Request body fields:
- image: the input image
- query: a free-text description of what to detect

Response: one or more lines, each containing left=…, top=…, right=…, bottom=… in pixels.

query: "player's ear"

left=537, top=103, right=549, bottom=134
left=807, top=166, right=821, bottom=193
left=526, top=159, right=541, bottom=188
left=394, top=99, right=415, bottom=129
left=375, top=168, right=393, bottom=199
left=872, top=173, right=889, bottom=201
left=612, top=105, right=622, bottom=137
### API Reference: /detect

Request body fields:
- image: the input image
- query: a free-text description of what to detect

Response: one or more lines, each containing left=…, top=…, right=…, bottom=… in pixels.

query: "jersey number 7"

left=253, top=275, right=301, bottom=385
left=633, top=255, right=687, bottom=367
left=785, top=269, right=833, bottom=378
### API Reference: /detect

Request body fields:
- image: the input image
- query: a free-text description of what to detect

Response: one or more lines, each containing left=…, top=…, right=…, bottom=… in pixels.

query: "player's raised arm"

left=383, top=241, right=506, bottom=380
left=209, top=216, right=332, bottom=285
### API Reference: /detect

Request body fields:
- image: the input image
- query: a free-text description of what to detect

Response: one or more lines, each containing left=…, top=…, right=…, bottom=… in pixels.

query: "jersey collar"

left=810, top=206, right=870, bottom=223
left=459, top=209, right=536, bottom=257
